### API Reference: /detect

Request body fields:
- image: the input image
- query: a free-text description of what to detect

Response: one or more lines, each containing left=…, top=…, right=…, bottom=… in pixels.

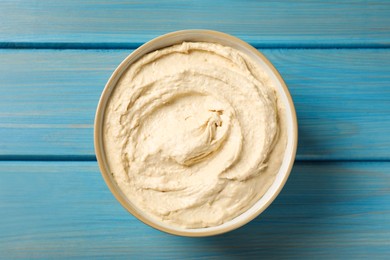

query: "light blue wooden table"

left=1, top=1, right=389, bottom=258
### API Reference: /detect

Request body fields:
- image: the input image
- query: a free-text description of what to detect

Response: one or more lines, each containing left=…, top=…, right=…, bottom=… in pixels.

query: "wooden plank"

left=273, top=49, right=390, bottom=160
left=0, top=50, right=118, bottom=159
left=1, top=49, right=389, bottom=160
left=0, top=0, right=389, bottom=47
left=0, top=161, right=389, bottom=258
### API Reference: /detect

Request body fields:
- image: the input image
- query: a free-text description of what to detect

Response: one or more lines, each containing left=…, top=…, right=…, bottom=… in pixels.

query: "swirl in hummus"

left=103, top=42, right=286, bottom=228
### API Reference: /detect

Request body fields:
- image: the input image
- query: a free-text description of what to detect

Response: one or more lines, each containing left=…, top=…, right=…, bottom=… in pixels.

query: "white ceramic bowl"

left=94, top=30, right=297, bottom=237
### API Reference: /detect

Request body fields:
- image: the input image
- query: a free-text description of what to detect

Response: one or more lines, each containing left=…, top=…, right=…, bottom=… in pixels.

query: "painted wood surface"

left=1, top=49, right=389, bottom=160
left=0, top=0, right=389, bottom=48
left=1, top=0, right=389, bottom=258
left=1, top=161, right=389, bottom=258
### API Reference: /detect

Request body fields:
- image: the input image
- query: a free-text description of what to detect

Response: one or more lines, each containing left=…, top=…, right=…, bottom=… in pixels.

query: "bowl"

left=94, top=30, right=297, bottom=237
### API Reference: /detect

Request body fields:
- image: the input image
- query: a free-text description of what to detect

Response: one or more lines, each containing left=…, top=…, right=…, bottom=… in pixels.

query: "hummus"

left=103, top=42, right=287, bottom=228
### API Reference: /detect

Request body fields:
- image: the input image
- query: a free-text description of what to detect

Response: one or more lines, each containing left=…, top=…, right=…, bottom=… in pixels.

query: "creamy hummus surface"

left=103, top=42, right=287, bottom=228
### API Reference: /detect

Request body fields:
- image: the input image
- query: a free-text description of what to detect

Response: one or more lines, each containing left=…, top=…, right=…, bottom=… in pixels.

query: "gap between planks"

left=0, top=42, right=389, bottom=50
left=0, top=155, right=389, bottom=163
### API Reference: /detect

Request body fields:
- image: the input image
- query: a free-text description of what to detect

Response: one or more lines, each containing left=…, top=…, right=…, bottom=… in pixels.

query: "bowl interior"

left=94, top=30, right=297, bottom=237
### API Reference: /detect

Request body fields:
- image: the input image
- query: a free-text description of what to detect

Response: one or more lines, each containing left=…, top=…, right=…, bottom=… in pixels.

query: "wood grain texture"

left=1, top=49, right=389, bottom=160
left=0, top=1, right=388, bottom=259
left=0, top=0, right=389, bottom=48
left=0, top=161, right=389, bottom=258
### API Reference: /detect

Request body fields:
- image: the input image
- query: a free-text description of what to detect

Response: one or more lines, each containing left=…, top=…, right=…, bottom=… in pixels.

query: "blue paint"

left=0, top=0, right=389, bottom=258
left=0, top=0, right=389, bottom=47
left=1, top=49, right=389, bottom=160
left=0, top=161, right=389, bottom=258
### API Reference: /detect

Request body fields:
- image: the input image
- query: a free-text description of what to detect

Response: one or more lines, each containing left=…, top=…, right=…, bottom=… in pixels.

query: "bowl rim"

left=94, top=29, right=298, bottom=237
